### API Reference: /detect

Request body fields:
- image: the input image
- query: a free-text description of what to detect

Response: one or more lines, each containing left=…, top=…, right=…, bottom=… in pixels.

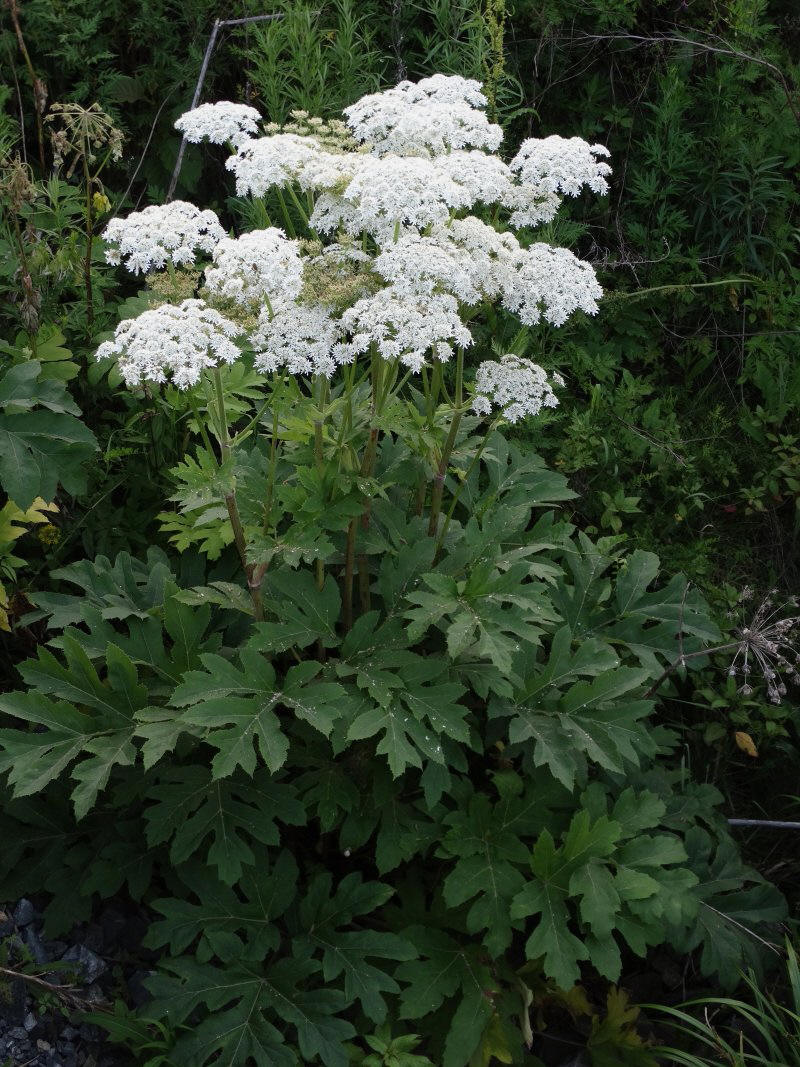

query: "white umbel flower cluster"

left=444, top=217, right=523, bottom=298
left=434, top=150, right=513, bottom=206
left=343, top=74, right=502, bottom=157
left=511, top=135, right=611, bottom=198
left=310, top=156, right=470, bottom=240
left=250, top=303, right=342, bottom=378
left=374, top=229, right=493, bottom=304
left=175, top=101, right=262, bottom=149
left=204, top=228, right=303, bottom=308
left=373, top=219, right=601, bottom=326
left=473, top=355, right=564, bottom=422
left=98, top=76, right=612, bottom=395
left=502, top=184, right=562, bottom=228
left=339, top=289, right=472, bottom=372
left=225, top=134, right=354, bottom=198
left=95, top=299, right=240, bottom=389
left=103, top=201, right=225, bottom=274
left=502, top=244, right=603, bottom=326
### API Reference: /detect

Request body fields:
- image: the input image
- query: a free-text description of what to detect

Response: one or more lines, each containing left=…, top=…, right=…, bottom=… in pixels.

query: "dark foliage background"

left=0, top=0, right=799, bottom=1063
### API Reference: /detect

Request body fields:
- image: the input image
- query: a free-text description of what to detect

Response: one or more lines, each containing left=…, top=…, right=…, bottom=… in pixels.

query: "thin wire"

left=110, top=86, right=179, bottom=218
left=166, top=12, right=286, bottom=202
left=728, top=819, right=800, bottom=830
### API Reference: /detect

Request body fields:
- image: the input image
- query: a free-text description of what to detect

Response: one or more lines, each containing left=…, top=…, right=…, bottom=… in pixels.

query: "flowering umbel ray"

left=103, top=201, right=225, bottom=274
left=204, top=229, right=304, bottom=309
left=343, top=74, right=503, bottom=157
left=95, top=300, right=240, bottom=389
left=338, top=289, right=473, bottom=372
left=473, top=356, right=564, bottom=422
left=175, top=101, right=262, bottom=148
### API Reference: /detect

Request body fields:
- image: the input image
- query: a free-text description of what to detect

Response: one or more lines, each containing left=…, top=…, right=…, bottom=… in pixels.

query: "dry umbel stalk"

left=44, top=103, right=123, bottom=330
left=0, top=155, right=41, bottom=340
left=4, top=0, right=47, bottom=167
left=645, top=584, right=800, bottom=706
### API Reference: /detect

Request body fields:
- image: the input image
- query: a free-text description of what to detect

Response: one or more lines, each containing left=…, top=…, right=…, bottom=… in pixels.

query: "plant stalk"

left=82, top=139, right=94, bottom=331
left=432, top=419, right=499, bottom=564
left=7, top=0, right=46, bottom=168
left=213, top=368, right=265, bottom=620
left=428, top=348, right=465, bottom=537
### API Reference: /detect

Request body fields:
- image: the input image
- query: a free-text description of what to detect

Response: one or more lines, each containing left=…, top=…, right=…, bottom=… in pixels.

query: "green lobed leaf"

left=144, top=765, right=306, bottom=884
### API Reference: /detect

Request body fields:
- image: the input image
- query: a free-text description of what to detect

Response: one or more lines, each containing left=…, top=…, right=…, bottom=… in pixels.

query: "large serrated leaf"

left=144, top=765, right=305, bottom=884
left=251, top=568, right=341, bottom=652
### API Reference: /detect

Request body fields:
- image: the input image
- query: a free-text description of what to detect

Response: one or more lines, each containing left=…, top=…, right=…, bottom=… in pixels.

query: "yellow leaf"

left=0, top=581, right=9, bottom=633
left=470, top=1013, right=513, bottom=1067
left=0, top=498, right=59, bottom=546
left=560, top=983, right=593, bottom=1020
left=734, top=731, right=758, bottom=758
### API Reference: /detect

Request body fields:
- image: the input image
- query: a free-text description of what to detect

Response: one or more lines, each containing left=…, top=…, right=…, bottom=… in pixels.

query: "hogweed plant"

left=97, top=77, right=604, bottom=626
left=0, top=77, right=787, bottom=1067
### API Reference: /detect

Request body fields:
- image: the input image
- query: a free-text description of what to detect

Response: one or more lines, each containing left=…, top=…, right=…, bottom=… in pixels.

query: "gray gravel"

left=0, top=898, right=149, bottom=1067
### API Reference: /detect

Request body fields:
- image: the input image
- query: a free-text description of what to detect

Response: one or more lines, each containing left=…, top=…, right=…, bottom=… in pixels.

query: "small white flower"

left=103, top=201, right=225, bottom=274
left=175, top=101, right=262, bottom=149
left=250, top=302, right=342, bottom=378
left=95, top=299, right=240, bottom=389
left=309, top=242, right=371, bottom=268
left=297, top=148, right=361, bottom=192
left=473, top=355, right=562, bottom=422
left=339, top=287, right=472, bottom=372
left=204, top=228, right=303, bottom=308
left=308, top=191, right=366, bottom=239
left=502, top=244, right=603, bottom=326
left=510, top=135, right=611, bottom=198
left=344, top=74, right=502, bottom=157
left=416, top=74, right=491, bottom=109
left=226, top=134, right=320, bottom=197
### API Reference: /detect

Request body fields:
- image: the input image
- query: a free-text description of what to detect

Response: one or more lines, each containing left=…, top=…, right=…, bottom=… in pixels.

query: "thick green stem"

left=213, top=368, right=230, bottom=461
left=428, top=349, right=465, bottom=536
left=427, top=410, right=462, bottom=537
left=344, top=354, right=387, bottom=630
left=335, top=362, right=357, bottom=466
left=285, top=182, right=318, bottom=239
left=313, top=374, right=326, bottom=469
left=231, top=395, right=272, bottom=447
left=275, top=187, right=296, bottom=238
left=430, top=362, right=442, bottom=419
left=356, top=356, right=386, bottom=613
left=343, top=519, right=357, bottom=632
left=357, top=426, right=379, bottom=615
left=313, top=374, right=328, bottom=655
left=343, top=424, right=380, bottom=629
left=264, top=383, right=281, bottom=534
left=213, top=368, right=265, bottom=620
left=187, top=389, right=215, bottom=457
left=432, top=420, right=499, bottom=564
left=255, top=199, right=273, bottom=227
